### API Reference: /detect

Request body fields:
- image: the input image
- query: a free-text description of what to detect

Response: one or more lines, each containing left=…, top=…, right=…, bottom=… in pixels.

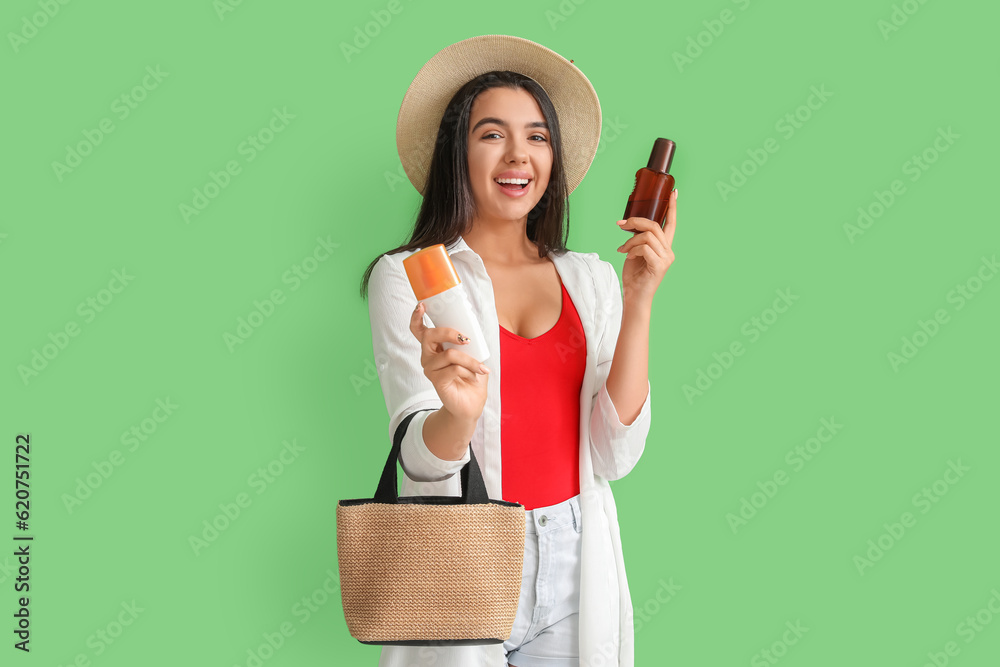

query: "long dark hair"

left=359, top=70, right=571, bottom=300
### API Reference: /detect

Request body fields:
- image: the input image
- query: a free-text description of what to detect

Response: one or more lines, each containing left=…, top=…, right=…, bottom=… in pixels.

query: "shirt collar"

left=445, top=233, right=572, bottom=271
left=444, top=234, right=475, bottom=257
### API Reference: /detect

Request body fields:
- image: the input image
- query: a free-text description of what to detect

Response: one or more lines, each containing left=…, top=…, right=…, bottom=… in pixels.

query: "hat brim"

left=396, top=34, right=602, bottom=197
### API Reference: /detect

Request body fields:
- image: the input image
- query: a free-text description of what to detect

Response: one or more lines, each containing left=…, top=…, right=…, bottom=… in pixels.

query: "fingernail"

left=617, top=220, right=626, bottom=225
left=673, top=189, right=678, bottom=199
left=479, top=364, right=489, bottom=374
left=458, top=334, right=469, bottom=343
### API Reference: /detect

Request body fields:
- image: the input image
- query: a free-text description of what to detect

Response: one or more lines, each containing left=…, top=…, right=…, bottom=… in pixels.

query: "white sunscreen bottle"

left=402, top=244, right=490, bottom=363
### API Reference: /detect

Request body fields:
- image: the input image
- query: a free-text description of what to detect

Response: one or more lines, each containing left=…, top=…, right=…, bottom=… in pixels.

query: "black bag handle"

left=374, top=409, right=489, bottom=504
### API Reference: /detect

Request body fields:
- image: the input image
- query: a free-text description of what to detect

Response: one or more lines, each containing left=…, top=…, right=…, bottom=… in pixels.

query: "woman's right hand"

left=409, top=301, right=489, bottom=425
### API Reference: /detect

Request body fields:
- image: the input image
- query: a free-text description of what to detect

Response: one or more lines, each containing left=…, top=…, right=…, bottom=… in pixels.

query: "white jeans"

left=505, top=493, right=583, bottom=667
left=376, top=494, right=583, bottom=667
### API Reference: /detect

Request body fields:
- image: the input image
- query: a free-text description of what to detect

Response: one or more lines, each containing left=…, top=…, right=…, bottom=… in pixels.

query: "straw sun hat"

left=395, top=34, right=602, bottom=197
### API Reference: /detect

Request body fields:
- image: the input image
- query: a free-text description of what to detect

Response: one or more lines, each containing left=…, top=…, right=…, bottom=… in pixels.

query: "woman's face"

left=466, top=86, right=553, bottom=227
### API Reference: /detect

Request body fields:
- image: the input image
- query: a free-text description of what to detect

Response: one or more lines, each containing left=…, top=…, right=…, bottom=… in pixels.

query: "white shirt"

left=367, top=234, right=652, bottom=667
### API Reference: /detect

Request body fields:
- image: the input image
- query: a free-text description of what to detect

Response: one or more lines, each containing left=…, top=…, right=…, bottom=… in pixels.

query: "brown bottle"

left=623, top=138, right=676, bottom=229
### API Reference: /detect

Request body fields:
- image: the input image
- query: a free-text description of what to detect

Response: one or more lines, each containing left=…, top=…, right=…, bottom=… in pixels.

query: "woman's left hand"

left=616, top=188, right=677, bottom=306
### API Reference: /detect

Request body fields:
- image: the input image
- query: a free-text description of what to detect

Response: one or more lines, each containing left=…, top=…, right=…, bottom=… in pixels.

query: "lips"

left=494, top=178, right=531, bottom=197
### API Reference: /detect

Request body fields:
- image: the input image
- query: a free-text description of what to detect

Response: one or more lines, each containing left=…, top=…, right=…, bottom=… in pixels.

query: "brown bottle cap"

left=647, top=138, right=676, bottom=174
left=402, top=244, right=461, bottom=301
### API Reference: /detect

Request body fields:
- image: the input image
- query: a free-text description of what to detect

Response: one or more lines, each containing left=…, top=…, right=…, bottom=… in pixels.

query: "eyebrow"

left=471, top=117, right=549, bottom=132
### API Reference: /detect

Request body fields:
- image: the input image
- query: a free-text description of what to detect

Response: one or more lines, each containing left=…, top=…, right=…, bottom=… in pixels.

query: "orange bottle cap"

left=402, top=244, right=461, bottom=301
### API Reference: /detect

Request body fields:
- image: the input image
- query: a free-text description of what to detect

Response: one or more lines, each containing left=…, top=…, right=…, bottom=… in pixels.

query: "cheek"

left=467, top=148, right=490, bottom=181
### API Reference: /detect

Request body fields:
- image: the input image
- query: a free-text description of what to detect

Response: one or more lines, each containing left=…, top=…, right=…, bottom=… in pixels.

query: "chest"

left=486, top=260, right=563, bottom=340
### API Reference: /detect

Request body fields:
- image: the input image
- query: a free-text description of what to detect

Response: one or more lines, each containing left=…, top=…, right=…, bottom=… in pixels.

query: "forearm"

left=605, top=299, right=651, bottom=425
left=421, top=408, right=478, bottom=461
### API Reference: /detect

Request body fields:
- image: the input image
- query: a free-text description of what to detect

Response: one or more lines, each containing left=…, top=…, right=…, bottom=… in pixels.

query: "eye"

left=480, top=132, right=548, bottom=142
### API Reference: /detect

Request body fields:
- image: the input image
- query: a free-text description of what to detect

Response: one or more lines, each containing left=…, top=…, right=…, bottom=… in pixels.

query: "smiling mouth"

left=494, top=179, right=530, bottom=191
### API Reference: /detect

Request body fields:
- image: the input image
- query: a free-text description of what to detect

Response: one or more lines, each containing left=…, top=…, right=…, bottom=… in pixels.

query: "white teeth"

left=495, top=178, right=529, bottom=185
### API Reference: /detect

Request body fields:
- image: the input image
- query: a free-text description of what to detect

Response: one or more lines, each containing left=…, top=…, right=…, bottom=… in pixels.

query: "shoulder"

left=553, top=247, right=602, bottom=269
left=368, top=250, right=420, bottom=309
left=370, top=248, right=421, bottom=286
left=553, top=248, right=617, bottom=289
left=373, top=248, right=419, bottom=272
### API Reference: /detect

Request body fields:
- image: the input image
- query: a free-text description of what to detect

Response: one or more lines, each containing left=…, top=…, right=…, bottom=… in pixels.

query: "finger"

left=620, top=216, right=668, bottom=254
left=424, top=346, right=487, bottom=376
left=426, top=362, right=481, bottom=386
left=424, top=325, right=473, bottom=350
left=409, top=302, right=428, bottom=342
left=625, top=243, right=663, bottom=270
left=410, top=304, right=471, bottom=353
left=447, top=364, right=480, bottom=384
left=620, top=229, right=666, bottom=254
left=663, top=189, right=678, bottom=247
left=617, top=216, right=653, bottom=234
left=618, top=230, right=666, bottom=258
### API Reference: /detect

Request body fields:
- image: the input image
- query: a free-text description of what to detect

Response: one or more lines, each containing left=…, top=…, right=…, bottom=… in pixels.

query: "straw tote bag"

left=336, top=408, right=526, bottom=645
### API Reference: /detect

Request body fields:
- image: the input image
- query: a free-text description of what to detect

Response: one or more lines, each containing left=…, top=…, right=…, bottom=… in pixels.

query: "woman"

left=359, top=35, right=677, bottom=667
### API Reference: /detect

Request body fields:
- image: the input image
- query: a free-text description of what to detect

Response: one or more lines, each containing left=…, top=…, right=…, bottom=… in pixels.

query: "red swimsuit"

left=499, top=280, right=586, bottom=510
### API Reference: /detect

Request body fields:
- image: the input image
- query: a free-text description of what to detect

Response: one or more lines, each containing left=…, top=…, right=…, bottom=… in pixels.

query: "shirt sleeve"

left=588, top=259, right=652, bottom=481
left=367, top=254, right=470, bottom=482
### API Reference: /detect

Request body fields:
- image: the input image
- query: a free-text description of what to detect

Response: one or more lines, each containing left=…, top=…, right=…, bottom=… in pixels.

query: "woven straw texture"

left=337, top=502, right=526, bottom=642
left=396, top=34, right=602, bottom=197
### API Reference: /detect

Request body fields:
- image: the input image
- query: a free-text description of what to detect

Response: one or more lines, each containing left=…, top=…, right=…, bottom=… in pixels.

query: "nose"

left=505, top=136, right=529, bottom=163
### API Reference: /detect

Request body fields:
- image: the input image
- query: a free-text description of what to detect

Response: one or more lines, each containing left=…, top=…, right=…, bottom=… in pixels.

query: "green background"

left=3, top=0, right=997, bottom=665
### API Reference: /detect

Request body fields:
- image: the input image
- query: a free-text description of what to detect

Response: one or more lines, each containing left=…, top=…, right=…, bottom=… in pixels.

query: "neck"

left=461, top=214, right=536, bottom=264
